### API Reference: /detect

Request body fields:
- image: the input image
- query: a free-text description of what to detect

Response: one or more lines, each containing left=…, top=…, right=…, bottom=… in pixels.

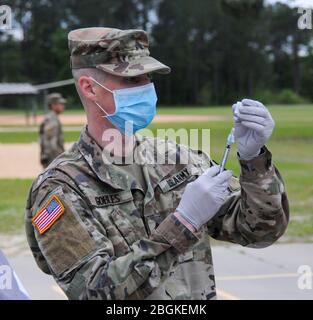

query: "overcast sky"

left=266, top=0, right=313, bottom=8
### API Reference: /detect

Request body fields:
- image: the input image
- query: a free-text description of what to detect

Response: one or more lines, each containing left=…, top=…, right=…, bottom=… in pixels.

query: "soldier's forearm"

left=239, top=146, right=287, bottom=214
left=173, top=211, right=197, bottom=232
left=207, top=147, right=289, bottom=247
left=150, top=213, right=201, bottom=253
left=77, top=228, right=198, bottom=300
left=68, top=214, right=201, bottom=300
left=237, top=147, right=289, bottom=246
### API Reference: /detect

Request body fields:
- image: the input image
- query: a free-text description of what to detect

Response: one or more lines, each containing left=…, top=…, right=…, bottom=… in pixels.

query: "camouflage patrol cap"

left=68, top=27, right=171, bottom=77
left=47, top=93, right=66, bottom=105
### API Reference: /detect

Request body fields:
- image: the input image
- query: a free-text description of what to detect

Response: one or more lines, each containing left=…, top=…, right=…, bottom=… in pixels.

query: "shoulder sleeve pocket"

left=34, top=189, right=97, bottom=276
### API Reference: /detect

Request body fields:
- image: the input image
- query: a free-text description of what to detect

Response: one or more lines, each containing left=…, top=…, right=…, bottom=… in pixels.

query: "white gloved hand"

left=176, top=166, right=233, bottom=230
left=232, top=99, right=275, bottom=160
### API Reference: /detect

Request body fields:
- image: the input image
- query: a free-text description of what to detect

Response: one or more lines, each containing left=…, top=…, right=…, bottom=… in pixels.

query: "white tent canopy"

left=0, top=80, right=75, bottom=124
left=0, top=79, right=75, bottom=95
left=34, top=79, right=75, bottom=91
left=0, top=83, right=39, bottom=95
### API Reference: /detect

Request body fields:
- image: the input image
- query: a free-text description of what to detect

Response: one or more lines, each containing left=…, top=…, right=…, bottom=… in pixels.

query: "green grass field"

left=0, top=105, right=312, bottom=239
left=0, top=179, right=33, bottom=234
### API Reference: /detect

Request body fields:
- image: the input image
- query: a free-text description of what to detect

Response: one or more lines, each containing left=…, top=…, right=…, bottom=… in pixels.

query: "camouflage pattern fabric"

left=25, top=127, right=289, bottom=300
left=39, top=111, right=64, bottom=168
left=68, top=27, right=171, bottom=77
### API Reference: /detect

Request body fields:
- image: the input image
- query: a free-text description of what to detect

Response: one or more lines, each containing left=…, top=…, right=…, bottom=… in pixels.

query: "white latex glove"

left=232, top=99, right=275, bottom=160
left=176, top=166, right=233, bottom=230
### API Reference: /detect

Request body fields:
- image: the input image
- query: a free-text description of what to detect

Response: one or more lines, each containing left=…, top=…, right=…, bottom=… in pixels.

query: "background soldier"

left=25, top=27, right=289, bottom=300
left=39, top=93, right=66, bottom=168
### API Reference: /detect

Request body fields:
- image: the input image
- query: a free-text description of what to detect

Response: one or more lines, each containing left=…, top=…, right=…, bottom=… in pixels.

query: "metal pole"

left=31, top=95, right=37, bottom=125
left=25, top=102, right=30, bottom=126
left=43, top=89, right=48, bottom=113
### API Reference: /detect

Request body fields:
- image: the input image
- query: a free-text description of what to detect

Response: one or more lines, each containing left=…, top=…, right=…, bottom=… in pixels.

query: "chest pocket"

left=90, top=190, right=146, bottom=257
left=156, top=165, right=202, bottom=213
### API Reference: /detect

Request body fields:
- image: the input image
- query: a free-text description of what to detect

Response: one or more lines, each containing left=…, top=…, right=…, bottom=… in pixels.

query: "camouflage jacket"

left=25, top=127, right=289, bottom=300
left=39, top=111, right=64, bottom=167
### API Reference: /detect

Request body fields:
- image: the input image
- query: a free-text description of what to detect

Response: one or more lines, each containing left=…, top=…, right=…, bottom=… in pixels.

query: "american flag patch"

left=32, top=195, right=65, bottom=235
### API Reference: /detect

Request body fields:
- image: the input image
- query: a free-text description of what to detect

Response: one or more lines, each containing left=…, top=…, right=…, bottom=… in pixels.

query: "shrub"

left=255, top=89, right=307, bottom=105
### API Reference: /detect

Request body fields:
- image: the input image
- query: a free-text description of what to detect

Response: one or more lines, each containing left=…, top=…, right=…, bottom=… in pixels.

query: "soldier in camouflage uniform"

left=39, top=93, right=66, bottom=168
left=25, top=27, right=289, bottom=300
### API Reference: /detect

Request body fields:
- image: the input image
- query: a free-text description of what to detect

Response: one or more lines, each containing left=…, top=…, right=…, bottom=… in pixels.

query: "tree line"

left=1, top=0, right=313, bottom=107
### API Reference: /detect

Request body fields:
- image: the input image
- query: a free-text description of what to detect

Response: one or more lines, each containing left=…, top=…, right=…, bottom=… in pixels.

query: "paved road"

left=5, top=243, right=313, bottom=300
left=213, top=243, right=313, bottom=300
left=8, top=252, right=67, bottom=300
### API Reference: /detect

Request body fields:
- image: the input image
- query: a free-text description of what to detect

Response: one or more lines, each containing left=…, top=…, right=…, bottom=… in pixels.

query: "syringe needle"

left=219, top=128, right=235, bottom=173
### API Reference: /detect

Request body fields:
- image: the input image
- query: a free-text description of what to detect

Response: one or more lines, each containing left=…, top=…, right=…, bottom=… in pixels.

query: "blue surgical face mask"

left=90, top=77, right=158, bottom=135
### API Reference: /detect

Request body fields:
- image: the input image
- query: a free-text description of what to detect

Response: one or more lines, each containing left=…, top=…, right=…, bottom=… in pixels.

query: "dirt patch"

left=0, top=113, right=226, bottom=179
left=0, top=142, right=74, bottom=178
left=0, top=114, right=226, bottom=126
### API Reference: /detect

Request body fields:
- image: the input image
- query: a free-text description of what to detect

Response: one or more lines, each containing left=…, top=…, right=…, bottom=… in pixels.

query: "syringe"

left=219, top=128, right=235, bottom=173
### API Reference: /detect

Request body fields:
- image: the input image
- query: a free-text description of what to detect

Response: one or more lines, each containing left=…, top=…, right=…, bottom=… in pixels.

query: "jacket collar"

left=77, top=126, right=177, bottom=192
